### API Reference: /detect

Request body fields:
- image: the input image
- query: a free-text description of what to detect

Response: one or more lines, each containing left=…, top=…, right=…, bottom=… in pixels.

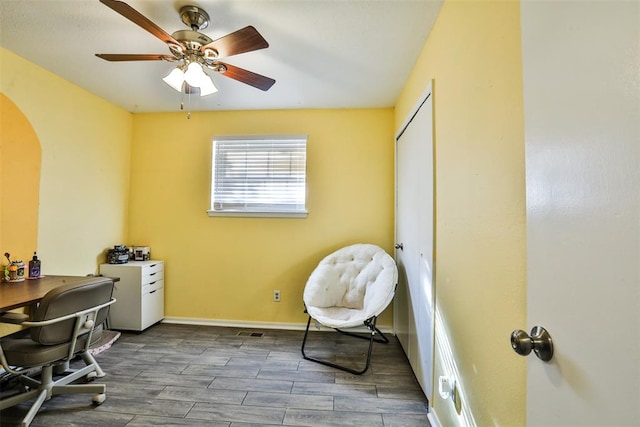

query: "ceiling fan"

left=95, top=0, right=275, bottom=96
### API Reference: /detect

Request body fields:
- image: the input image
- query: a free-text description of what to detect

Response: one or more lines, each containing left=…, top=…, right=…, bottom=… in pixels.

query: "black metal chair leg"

left=301, top=315, right=386, bottom=375
left=336, top=317, right=389, bottom=344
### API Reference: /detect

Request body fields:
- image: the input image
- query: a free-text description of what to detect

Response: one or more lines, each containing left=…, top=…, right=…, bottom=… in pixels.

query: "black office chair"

left=0, top=278, right=115, bottom=427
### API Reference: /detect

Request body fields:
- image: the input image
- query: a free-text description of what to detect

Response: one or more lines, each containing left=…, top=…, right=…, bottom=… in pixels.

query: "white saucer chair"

left=301, top=243, right=398, bottom=375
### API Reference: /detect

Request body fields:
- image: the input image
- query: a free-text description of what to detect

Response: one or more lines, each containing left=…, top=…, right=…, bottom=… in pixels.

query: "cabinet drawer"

left=141, top=263, right=163, bottom=285
left=143, top=278, right=164, bottom=294
left=141, top=286, right=164, bottom=330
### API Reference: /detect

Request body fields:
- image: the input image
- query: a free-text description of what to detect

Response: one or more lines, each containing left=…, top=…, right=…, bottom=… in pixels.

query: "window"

left=209, top=135, right=308, bottom=218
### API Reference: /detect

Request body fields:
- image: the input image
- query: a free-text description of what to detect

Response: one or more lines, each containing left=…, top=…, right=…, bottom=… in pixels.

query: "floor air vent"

left=236, top=331, right=264, bottom=338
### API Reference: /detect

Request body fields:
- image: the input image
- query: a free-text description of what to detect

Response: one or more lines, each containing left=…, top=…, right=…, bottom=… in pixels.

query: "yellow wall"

left=0, top=93, right=40, bottom=264
left=0, top=94, right=41, bottom=335
left=395, top=1, right=526, bottom=425
left=0, top=47, right=133, bottom=276
left=129, top=109, right=395, bottom=326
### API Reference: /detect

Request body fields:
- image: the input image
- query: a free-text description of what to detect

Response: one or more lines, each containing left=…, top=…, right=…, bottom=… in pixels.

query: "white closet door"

left=395, top=85, right=435, bottom=399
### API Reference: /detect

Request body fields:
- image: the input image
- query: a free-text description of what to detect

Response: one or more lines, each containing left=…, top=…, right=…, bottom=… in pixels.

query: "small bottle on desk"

left=29, top=252, right=41, bottom=278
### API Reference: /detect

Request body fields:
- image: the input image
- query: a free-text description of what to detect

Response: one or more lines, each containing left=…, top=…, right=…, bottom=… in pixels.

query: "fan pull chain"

left=187, top=90, right=192, bottom=119
left=179, top=87, right=191, bottom=119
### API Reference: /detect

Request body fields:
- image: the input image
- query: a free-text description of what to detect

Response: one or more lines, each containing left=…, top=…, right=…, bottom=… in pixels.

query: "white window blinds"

left=209, top=135, right=308, bottom=217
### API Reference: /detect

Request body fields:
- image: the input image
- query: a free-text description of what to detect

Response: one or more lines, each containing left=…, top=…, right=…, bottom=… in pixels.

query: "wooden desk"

left=0, top=275, right=113, bottom=311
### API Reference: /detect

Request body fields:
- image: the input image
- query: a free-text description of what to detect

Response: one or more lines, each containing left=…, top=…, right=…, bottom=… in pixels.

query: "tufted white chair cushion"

left=303, top=243, right=398, bottom=329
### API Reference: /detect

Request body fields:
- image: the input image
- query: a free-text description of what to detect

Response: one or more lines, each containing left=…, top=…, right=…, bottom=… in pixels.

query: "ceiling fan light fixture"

left=199, top=75, right=218, bottom=96
left=163, top=62, right=217, bottom=97
left=184, top=62, right=207, bottom=87
left=163, top=67, right=185, bottom=92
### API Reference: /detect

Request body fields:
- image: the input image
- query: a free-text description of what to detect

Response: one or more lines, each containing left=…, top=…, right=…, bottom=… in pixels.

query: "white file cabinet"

left=99, top=260, right=164, bottom=331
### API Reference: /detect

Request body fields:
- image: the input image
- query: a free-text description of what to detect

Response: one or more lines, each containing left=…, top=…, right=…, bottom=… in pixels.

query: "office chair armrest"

left=20, top=298, right=116, bottom=328
left=0, top=312, right=29, bottom=325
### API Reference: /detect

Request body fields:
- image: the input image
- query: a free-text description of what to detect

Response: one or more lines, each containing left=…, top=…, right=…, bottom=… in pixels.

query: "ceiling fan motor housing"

left=171, top=6, right=216, bottom=59
left=172, top=30, right=213, bottom=51
left=169, top=30, right=218, bottom=63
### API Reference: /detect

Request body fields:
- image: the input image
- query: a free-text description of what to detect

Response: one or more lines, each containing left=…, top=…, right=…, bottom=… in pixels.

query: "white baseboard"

left=162, top=317, right=394, bottom=334
left=162, top=317, right=306, bottom=331
left=428, top=408, right=442, bottom=427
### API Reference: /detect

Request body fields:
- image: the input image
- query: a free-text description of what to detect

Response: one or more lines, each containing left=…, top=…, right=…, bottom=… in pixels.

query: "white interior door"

left=395, top=85, right=434, bottom=400
left=521, top=2, right=639, bottom=425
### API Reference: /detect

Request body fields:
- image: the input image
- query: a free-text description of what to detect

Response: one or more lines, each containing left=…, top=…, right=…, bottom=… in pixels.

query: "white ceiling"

left=0, top=0, right=442, bottom=113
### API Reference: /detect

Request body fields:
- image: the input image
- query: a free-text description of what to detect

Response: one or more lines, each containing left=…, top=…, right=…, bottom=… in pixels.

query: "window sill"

left=207, top=210, right=308, bottom=219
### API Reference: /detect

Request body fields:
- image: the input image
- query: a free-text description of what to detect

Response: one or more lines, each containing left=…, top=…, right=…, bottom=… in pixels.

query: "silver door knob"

left=510, top=326, right=554, bottom=362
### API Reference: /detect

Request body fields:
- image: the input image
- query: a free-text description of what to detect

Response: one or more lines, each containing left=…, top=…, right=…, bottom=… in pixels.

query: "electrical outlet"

left=438, top=376, right=456, bottom=403
left=273, top=290, right=281, bottom=302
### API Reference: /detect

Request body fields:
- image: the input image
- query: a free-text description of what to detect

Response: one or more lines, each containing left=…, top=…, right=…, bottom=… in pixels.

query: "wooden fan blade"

left=100, top=0, right=181, bottom=46
left=202, top=26, right=269, bottom=58
left=96, top=54, right=176, bottom=61
left=215, top=62, right=275, bottom=91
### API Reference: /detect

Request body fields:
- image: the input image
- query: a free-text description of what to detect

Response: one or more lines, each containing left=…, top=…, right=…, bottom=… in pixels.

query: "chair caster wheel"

left=86, top=372, right=97, bottom=381
left=93, top=393, right=106, bottom=405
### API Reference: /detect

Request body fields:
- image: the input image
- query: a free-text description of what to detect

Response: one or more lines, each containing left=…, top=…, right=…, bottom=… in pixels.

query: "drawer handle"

left=149, top=264, right=157, bottom=268
left=149, top=290, right=157, bottom=294
left=150, top=272, right=157, bottom=276
left=148, top=281, right=156, bottom=285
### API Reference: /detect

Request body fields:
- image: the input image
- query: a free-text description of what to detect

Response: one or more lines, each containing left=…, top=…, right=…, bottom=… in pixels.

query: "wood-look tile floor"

left=0, top=323, right=430, bottom=426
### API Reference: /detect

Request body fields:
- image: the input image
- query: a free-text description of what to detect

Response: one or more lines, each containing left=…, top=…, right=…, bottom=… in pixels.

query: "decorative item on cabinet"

left=99, top=260, right=164, bottom=331
left=133, top=246, right=150, bottom=261
left=107, top=245, right=130, bottom=264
